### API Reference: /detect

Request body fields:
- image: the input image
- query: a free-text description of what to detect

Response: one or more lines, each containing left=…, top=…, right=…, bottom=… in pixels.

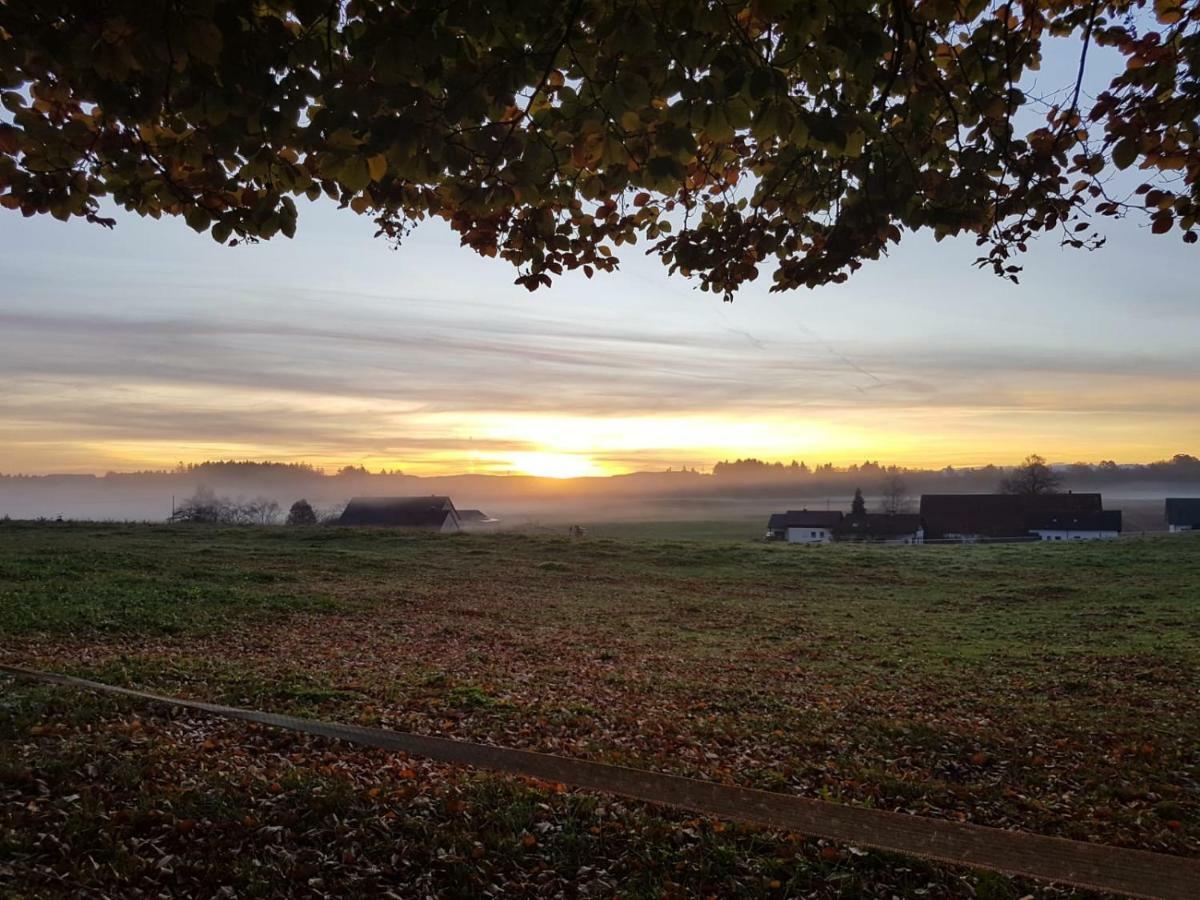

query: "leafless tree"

left=1000, top=454, right=1063, bottom=495
left=169, top=488, right=279, bottom=524
left=236, top=497, right=280, bottom=525
left=315, top=502, right=347, bottom=524
left=879, top=468, right=910, bottom=514
left=168, top=486, right=226, bottom=523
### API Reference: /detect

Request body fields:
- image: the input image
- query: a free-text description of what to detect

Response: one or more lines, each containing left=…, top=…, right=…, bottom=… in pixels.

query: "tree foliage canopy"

left=1, top=0, right=1197, bottom=297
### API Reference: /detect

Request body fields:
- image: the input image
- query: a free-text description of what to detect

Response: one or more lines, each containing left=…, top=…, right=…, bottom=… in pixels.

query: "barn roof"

left=338, top=496, right=457, bottom=528
left=767, top=510, right=844, bottom=529
left=920, top=493, right=1103, bottom=538
left=837, top=513, right=923, bottom=538
left=1166, top=498, right=1200, bottom=527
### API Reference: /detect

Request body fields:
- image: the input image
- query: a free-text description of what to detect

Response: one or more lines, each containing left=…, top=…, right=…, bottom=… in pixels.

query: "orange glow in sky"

left=505, top=451, right=611, bottom=479
left=4, top=401, right=1197, bottom=476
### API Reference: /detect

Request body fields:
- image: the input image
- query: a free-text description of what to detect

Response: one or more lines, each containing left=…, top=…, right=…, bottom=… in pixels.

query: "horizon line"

left=2, top=451, right=1197, bottom=481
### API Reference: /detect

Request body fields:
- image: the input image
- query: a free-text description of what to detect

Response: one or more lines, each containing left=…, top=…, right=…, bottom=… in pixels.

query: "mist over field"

left=3, top=456, right=1197, bottom=532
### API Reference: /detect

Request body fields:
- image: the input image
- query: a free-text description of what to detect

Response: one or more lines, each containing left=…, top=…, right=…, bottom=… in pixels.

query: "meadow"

left=1, top=522, right=1198, bottom=898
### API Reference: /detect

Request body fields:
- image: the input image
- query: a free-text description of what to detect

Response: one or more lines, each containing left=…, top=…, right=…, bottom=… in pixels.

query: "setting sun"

left=508, top=451, right=606, bottom=479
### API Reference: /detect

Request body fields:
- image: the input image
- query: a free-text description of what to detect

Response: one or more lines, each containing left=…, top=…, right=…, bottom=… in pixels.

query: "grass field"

left=2, top=522, right=1198, bottom=898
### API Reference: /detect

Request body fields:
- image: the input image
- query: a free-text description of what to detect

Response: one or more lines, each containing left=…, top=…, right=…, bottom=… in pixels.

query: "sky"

left=2, top=41, right=1198, bottom=478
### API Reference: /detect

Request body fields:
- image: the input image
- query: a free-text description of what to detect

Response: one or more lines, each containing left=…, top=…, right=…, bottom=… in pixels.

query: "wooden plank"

left=3, top=664, right=1196, bottom=899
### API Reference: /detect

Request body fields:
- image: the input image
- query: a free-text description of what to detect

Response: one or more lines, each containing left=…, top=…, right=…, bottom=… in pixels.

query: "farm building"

left=1166, top=498, right=1200, bottom=533
left=1028, top=510, right=1122, bottom=541
left=836, top=513, right=924, bottom=544
left=338, top=496, right=460, bottom=532
left=920, top=493, right=1120, bottom=541
left=766, top=510, right=843, bottom=543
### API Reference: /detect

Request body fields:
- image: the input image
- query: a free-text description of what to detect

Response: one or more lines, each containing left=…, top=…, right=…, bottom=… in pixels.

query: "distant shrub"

left=286, top=499, right=318, bottom=526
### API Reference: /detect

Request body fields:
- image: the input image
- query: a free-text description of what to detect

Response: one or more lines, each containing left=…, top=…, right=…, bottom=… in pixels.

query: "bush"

left=286, top=499, right=318, bottom=526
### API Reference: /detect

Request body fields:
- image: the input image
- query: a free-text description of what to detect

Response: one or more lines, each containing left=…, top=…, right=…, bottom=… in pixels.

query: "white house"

left=1028, top=510, right=1122, bottom=541
left=766, top=510, right=844, bottom=543
left=1166, top=498, right=1200, bottom=533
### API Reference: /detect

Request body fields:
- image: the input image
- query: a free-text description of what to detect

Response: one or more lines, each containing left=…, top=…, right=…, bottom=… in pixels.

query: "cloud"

left=1, top=292, right=1198, bottom=473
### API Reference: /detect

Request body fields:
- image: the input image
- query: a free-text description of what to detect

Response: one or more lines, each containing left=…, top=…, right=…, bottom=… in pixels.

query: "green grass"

left=581, top=517, right=766, bottom=541
left=1, top=521, right=1198, bottom=897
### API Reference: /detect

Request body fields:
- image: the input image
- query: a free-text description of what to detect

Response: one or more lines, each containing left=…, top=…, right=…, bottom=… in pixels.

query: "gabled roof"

left=1028, top=509, right=1122, bottom=532
left=1166, top=498, right=1200, bottom=527
left=920, top=493, right=1103, bottom=538
left=767, top=510, right=844, bottom=530
left=837, top=513, right=923, bottom=538
left=338, top=496, right=457, bottom=528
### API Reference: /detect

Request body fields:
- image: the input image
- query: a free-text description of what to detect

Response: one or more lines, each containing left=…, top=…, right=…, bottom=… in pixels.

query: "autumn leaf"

left=184, top=20, right=223, bottom=65
left=367, top=154, right=387, bottom=182
left=1154, top=0, right=1186, bottom=23
left=0, top=125, right=19, bottom=153
left=1112, top=139, right=1138, bottom=170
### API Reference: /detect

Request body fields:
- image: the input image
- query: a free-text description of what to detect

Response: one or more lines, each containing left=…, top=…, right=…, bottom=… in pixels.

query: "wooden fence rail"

left=2, top=664, right=1196, bottom=899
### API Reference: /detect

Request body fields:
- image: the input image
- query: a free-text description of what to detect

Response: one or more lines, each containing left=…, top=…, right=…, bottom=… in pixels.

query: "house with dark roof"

left=338, top=496, right=460, bottom=532
left=920, top=493, right=1119, bottom=541
left=766, top=510, right=843, bottom=543
left=836, top=513, right=924, bottom=544
left=1166, top=498, right=1200, bottom=533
